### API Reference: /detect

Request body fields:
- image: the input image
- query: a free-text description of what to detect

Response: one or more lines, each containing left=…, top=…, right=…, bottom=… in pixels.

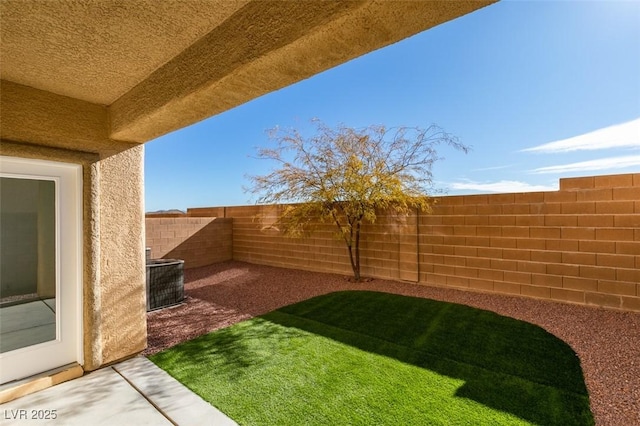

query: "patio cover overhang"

left=1, top=0, right=495, bottom=157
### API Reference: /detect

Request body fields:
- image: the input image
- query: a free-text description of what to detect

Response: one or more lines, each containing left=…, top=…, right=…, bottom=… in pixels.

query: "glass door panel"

left=0, top=177, right=57, bottom=353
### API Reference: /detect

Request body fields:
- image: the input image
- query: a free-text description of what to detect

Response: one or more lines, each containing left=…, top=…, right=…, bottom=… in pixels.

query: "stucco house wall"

left=1, top=141, right=146, bottom=371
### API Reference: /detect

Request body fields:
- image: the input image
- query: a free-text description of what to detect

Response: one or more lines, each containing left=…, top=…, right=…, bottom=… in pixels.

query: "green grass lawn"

left=149, top=291, right=594, bottom=425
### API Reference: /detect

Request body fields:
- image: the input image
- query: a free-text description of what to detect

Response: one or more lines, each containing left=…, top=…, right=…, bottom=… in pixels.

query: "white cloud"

left=448, top=179, right=558, bottom=193
left=530, top=155, right=640, bottom=174
left=522, top=118, right=640, bottom=153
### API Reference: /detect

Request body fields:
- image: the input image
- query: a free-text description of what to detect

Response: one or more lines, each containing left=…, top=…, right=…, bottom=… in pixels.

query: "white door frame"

left=0, top=156, right=83, bottom=384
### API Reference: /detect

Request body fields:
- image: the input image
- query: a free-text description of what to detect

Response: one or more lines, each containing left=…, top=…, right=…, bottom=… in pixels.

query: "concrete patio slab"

left=114, top=357, right=237, bottom=426
left=0, top=357, right=237, bottom=425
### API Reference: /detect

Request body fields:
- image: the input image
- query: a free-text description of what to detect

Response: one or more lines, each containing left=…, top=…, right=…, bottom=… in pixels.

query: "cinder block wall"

left=144, top=173, right=639, bottom=311
left=228, top=204, right=419, bottom=280
left=227, top=173, right=639, bottom=312
left=421, top=173, right=639, bottom=311
left=145, top=217, right=232, bottom=268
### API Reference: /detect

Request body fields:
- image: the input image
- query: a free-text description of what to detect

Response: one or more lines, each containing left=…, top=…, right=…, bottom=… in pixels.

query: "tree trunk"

left=346, top=244, right=360, bottom=281
left=332, top=210, right=361, bottom=282
left=354, top=220, right=362, bottom=281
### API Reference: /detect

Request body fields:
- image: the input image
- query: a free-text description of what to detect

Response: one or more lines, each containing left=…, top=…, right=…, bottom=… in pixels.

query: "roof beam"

left=110, top=0, right=495, bottom=143
left=1, top=81, right=136, bottom=157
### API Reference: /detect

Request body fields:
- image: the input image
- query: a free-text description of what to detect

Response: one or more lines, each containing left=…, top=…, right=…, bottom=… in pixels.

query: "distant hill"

left=146, top=209, right=186, bottom=215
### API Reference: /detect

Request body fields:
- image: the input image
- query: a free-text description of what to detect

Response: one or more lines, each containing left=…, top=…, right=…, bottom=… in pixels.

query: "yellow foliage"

left=246, top=120, right=468, bottom=280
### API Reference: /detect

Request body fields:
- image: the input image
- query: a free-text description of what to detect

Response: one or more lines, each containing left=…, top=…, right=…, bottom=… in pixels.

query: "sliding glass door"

left=0, top=156, right=82, bottom=384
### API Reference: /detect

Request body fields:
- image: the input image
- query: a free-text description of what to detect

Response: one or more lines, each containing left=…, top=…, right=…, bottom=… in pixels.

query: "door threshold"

left=0, top=363, right=83, bottom=404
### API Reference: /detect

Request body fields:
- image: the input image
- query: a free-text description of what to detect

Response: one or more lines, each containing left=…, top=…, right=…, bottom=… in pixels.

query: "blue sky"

left=145, top=0, right=640, bottom=212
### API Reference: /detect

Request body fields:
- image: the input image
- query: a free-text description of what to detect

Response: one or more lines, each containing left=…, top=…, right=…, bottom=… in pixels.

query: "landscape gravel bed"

left=145, top=261, right=640, bottom=426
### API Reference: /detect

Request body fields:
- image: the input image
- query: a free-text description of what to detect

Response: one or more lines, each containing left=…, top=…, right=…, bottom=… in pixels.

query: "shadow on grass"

left=268, top=291, right=593, bottom=425
left=152, top=290, right=594, bottom=425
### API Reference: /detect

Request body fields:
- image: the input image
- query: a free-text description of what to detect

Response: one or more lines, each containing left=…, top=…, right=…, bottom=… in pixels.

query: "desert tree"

left=247, top=120, right=468, bottom=281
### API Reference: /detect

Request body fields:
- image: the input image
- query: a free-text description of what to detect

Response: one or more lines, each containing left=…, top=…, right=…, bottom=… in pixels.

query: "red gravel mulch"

left=145, top=261, right=640, bottom=426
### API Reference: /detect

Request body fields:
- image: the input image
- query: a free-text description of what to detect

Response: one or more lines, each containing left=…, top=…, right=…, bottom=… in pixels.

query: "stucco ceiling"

left=0, top=0, right=250, bottom=105
left=0, top=0, right=496, bottom=155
